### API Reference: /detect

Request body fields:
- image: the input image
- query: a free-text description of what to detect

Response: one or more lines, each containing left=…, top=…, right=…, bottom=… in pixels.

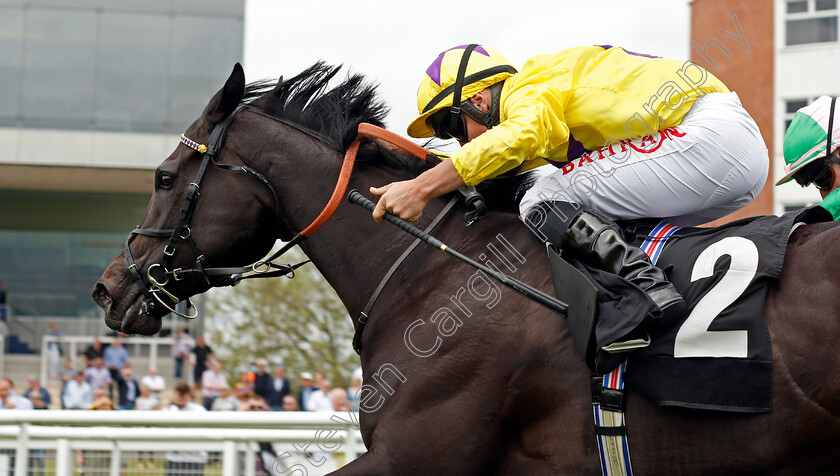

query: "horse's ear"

left=272, top=76, right=284, bottom=93
left=206, top=63, right=246, bottom=124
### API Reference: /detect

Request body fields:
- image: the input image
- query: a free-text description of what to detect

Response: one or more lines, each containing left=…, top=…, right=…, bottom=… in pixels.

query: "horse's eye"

left=157, top=173, right=175, bottom=190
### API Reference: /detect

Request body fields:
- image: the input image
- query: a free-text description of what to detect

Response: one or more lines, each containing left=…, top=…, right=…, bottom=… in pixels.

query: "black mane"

left=246, top=63, right=532, bottom=212
left=253, top=62, right=388, bottom=151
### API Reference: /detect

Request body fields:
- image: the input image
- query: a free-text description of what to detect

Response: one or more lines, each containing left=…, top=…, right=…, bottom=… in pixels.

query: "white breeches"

left=519, top=92, right=769, bottom=227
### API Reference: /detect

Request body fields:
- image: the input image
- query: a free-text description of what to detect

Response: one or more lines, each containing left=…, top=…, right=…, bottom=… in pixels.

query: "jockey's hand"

left=370, top=179, right=428, bottom=223
left=370, top=160, right=467, bottom=224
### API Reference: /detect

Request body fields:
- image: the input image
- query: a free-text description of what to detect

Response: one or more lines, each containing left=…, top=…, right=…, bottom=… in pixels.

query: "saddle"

left=548, top=206, right=831, bottom=412
left=547, top=246, right=652, bottom=374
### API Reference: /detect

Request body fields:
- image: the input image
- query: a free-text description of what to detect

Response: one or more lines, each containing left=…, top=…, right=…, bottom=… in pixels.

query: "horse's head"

left=93, top=64, right=282, bottom=335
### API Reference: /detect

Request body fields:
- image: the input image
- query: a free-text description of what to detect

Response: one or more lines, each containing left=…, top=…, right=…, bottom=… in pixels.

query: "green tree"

left=205, top=247, right=359, bottom=389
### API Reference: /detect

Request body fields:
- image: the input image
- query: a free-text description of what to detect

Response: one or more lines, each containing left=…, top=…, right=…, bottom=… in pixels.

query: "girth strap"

left=592, top=360, right=632, bottom=476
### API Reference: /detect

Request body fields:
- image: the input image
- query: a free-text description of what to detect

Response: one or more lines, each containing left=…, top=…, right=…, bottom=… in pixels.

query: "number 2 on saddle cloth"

left=550, top=206, right=824, bottom=412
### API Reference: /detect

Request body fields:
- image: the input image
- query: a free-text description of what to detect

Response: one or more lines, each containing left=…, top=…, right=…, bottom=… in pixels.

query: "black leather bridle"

left=124, top=105, right=305, bottom=319
left=123, top=105, right=486, bottom=328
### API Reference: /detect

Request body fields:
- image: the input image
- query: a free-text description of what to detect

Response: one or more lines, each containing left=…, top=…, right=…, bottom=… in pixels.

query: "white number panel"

left=674, top=236, right=758, bottom=358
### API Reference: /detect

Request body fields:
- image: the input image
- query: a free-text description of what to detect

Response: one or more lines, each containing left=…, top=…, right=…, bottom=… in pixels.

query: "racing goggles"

left=796, top=154, right=840, bottom=191
left=427, top=107, right=468, bottom=143
left=814, top=156, right=840, bottom=191
left=811, top=163, right=834, bottom=191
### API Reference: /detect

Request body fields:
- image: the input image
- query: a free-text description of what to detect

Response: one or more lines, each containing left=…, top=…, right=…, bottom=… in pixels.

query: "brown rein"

left=259, top=123, right=436, bottom=266
left=300, top=123, right=434, bottom=237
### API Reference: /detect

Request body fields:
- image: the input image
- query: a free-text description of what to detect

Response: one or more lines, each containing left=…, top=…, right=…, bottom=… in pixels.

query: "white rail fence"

left=0, top=410, right=365, bottom=476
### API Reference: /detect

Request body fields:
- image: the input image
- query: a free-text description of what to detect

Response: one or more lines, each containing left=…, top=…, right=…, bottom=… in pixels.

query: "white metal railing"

left=0, top=410, right=365, bottom=476
left=0, top=338, right=7, bottom=378
left=41, top=335, right=175, bottom=385
left=13, top=315, right=115, bottom=351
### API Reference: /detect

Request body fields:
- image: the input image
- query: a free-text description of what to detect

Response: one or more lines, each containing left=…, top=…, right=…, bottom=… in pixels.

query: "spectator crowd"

left=2, top=326, right=363, bottom=416
left=0, top=324, right=364, bottom=476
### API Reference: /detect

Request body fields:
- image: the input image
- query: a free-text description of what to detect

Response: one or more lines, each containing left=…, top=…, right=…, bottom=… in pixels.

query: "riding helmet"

left=407, top=44, right=517, bottom=139
left=778, top=95, right=840, bottom=186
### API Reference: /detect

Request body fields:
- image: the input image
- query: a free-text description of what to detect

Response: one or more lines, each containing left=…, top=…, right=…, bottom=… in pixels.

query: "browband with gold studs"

left=180, top=134, right=208, bottom=154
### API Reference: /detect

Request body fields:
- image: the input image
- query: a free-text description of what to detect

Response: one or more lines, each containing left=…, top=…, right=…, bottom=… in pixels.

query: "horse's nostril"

left=93, top=282, right=113, bottom=307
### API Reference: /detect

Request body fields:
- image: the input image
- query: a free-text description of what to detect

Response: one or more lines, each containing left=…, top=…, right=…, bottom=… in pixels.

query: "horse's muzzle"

left=93, top=281, right=163, bottom=336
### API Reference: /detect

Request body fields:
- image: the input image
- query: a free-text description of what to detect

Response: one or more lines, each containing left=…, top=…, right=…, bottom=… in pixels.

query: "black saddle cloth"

left=568, top=206, right=830, bottom=412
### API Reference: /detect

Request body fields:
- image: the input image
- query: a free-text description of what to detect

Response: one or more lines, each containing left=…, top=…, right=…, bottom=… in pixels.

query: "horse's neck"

left=237, top=117, right=412, bottom=323
left=277, top=150, right=428, bottom=319
left=298, top=182, right=456, bottom=319
left=255, top=121, right=543, bottom=336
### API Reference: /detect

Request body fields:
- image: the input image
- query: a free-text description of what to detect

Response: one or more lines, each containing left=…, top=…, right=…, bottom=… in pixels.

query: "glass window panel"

left=95, top=12, right=170, bottom=132
left=167, top=75, right=222, bottom=128
left=172, top=0, right=245, bottom=17
left=170, top=16, right=243, bottom=77
left=817, top=0, right=837, bottom=10
left=95, top=0, right=171, bottom=14
left=168, top=16, right=243, bottom=129
left=21, top=8, right=97, bottom=127
left=0, top=7, right=24, bottom=119
left=0, top=229, right=127, bottom=317
left=786, top=16, right=839, bottom=44
left=5, top=5, right=242, bottom=134
left=785, top=119, right=794, bottom=132
left=787, top=0, right=809, bottom=13
left=786, top=99, right=809, bottom=113
left=27, top=0, right=98, bottom=8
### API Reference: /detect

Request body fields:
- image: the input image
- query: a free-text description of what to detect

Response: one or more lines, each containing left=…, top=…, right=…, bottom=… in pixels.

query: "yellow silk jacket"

left=450, top=45, right=730, bottom=186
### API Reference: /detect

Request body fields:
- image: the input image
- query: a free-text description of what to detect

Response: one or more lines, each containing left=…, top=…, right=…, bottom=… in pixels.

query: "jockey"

left=776, top=95, right=840, bottom=219
left=371, top=44, right=768, bottom=324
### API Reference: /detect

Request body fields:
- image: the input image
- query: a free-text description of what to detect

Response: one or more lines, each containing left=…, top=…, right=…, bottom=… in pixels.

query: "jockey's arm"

left=370, top=90, right=563, bottom=223
left=370, top=159, right=465, bottom=223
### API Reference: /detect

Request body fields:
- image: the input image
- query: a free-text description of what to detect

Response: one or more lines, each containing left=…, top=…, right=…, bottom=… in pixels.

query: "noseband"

left=124, top=105, right=299, bottom=319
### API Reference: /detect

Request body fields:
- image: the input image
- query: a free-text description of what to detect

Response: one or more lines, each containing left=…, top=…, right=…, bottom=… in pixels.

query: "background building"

left=0, top=0, right=245, bottom=351
left=691, top=0, right=840, bottom=217
left=774, top=0, right=840, bottom=211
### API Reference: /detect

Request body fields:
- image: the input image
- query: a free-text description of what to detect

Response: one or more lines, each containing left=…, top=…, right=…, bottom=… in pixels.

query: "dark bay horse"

left=93, top=63, right=840, bottom=475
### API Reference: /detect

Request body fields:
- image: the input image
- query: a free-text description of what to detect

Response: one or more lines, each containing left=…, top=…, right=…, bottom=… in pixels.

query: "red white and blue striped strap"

left=639, top=221, right=681, bottom=265
left=593, top=360, right=632, bottom=476
left=594, top=222, right=678, bottom=476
